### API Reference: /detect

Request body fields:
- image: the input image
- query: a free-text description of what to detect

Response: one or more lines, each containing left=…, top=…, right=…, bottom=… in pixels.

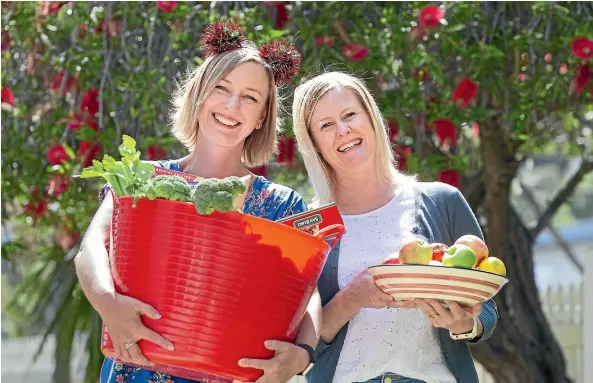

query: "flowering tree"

left=2, top=2, right=592, bottom=382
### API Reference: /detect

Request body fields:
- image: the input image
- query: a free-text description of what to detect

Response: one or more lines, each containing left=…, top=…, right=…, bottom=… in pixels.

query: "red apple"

left=430, top=243, right=449, bottom=262
left=399, top=239, right=432, bottom=265
left=382, top=257, right=401, bottom=265
left=454, top=235, right=489, bottom=267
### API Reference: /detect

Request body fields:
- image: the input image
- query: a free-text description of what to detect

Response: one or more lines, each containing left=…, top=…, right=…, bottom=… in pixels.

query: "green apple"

left=398, top=239, right=432, bottom=265
left=442, top=244, right=477, bottom=269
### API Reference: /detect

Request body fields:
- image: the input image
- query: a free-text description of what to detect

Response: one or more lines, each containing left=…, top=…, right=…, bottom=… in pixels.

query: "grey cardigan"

left=306, top=182, right=499, bottom=383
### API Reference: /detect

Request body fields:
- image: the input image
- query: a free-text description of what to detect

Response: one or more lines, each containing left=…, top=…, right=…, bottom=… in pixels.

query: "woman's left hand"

left=415, top=299, right=482, bottom=335
left=233, top=340, right=309, bottom=383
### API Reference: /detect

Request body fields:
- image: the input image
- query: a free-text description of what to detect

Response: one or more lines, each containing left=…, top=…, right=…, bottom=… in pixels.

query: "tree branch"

left=532, top=157, right=593, bottom=236
left=519, top=181, right=583, bottom=273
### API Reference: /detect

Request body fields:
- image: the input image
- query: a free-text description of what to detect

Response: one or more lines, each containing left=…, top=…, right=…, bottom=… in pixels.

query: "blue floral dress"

left=99, top=159, right=308, bottom=383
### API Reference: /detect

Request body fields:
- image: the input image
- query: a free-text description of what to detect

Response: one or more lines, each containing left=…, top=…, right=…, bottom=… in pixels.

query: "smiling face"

left=197, top=61, right=270, bottom=150
left=308, top=87, right=377, bottom=176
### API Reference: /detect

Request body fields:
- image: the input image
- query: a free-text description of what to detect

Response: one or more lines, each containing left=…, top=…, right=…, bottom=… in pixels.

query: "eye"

left=243, top=94, right=258, bottom=103
left=344, top=112, right=356, bottom=119
left=320, top=121, right=333, bottom=130
left=215, top=85, right=230, bottom=93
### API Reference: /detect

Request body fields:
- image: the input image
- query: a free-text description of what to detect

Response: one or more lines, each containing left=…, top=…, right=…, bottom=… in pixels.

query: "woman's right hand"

left=98, top=293, right=175, bottom=366
left=345, top=269, right=416, bottom=310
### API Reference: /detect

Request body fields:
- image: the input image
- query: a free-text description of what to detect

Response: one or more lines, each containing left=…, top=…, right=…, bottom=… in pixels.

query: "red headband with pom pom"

left=200, top=20, right=301, bottom=86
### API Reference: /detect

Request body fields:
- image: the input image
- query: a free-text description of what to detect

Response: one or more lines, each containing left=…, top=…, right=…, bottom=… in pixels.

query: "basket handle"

left=314, top=224, right=345, bottom=248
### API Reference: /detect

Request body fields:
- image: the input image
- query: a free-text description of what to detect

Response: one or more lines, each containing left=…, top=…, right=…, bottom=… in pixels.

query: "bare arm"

left=294, top=287, right=322, bottom=349
left=320, top=285, right=361, bottom=344
left=74, top=191, right=173, bottom=365
left=320, top=270, right=415, bottom=344
left=74, top=191, right=117, bottom=312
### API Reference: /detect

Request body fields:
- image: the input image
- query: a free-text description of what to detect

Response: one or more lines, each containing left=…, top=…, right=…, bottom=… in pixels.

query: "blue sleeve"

left=276, top=190, right=308, bottom=219
left=450, top=187, right=499, bottom=342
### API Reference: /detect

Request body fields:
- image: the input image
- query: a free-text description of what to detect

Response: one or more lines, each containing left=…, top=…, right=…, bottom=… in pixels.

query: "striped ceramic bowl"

left=367, top=264, right=509, bottom=306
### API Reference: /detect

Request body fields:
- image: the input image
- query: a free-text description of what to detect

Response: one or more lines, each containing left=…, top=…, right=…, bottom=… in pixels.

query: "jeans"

left=357, top=372, right=426, bottom=383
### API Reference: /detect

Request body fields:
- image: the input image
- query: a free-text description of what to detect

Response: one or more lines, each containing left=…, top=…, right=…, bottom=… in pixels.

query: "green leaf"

left=448, top=24, right=466, bottom=33
left=79, top=169, right=105, bottom=178
left=62, top=144, right=76, bottom=160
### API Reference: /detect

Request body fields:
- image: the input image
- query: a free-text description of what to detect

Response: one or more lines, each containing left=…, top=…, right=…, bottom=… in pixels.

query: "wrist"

left=93, top=290, right=117, bottom=316
left=295, top=345, right=310, bottom=373
left=449, top=318, right=474, bottom=335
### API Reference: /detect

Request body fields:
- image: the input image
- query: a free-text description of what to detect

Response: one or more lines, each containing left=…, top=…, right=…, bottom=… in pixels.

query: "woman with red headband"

left=74, top=21, right=320, bottom=383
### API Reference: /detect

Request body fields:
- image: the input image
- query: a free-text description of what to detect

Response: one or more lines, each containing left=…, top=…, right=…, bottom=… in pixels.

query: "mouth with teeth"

left=213, top=113, right=241, bottom=127
left=337, top=139, right=362, bottom=153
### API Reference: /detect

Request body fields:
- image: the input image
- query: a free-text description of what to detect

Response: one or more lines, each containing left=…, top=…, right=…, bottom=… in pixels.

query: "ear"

left=255, top=114, right=265, bottom=130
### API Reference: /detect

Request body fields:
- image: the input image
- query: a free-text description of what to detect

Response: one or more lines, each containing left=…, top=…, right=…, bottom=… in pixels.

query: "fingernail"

left=238, top=359, right=245, bottom=367
left=167, top=344, right=174, bottom=351
left=154, top=313, right=162, bottom=319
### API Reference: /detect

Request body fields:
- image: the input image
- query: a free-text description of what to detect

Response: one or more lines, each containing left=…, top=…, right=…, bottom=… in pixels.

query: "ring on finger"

left=124, top=342, right=136, bottom=350
left=429, top=313, right=439, bottom=319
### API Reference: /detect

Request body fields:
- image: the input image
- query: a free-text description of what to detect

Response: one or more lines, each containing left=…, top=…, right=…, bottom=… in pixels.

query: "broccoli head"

left=142, top=175, right=192, bottom=202
left=193, top=176, right=248, bottom=215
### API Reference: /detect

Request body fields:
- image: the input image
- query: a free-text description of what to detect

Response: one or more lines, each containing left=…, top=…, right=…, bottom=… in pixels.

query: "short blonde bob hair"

left=170, top=41, right=279, bottom=167
left=292, top=71, right=410, bottom=206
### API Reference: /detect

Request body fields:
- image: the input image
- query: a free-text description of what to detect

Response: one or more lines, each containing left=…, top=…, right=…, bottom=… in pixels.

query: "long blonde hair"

left=292, top=71, right=411, bottom=206
left=170, top=42, right=280, bottom=167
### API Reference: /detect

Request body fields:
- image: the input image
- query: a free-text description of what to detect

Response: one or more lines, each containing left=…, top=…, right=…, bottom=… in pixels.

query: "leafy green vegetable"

left=193, top=176, right=249, bottom=215
left=79, top=135, right=155, bottom=197
left=141, top=175, right=192, bottom=202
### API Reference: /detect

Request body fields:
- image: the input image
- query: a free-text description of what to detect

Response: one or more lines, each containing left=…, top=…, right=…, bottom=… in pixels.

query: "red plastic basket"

left=100, top=194, right=344, bottom=382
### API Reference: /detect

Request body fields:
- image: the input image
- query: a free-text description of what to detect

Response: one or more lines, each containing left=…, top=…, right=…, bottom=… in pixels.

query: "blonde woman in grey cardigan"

left=292, top=72, right=498, bottom=383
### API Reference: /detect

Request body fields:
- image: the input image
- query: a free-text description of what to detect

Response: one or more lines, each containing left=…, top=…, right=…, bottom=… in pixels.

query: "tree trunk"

left=469, top=119, right=571, bottom=382
left=470, top=208, right=570, bottom=383
left=53, top=331, right=71, bottom=383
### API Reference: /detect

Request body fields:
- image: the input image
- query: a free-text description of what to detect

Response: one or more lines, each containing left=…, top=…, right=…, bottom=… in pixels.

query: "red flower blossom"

left=80, top=89, right=99, bottom=117
left=77, top=24, right=88, bottom=39
left=315, top=35, right=335, bottom=48
left=56, top=225, right=80, bottom=250
left=574, top=63, right=591, bottom=95
left=387, top=120, right=399, bottom=141
left=517, top=73, right=529, bottom=81
left=451, top=78, right=478, bottom=108
left=78, top=141, right=102, bottom=168
left=414, top=67, right=430, bottom=81
left=157, top=1, right=177, bottom=13
left=571, top=37, right=593, bottom=60
left=1, top=87, right=15, bottom=106
left=439, top=168, right=460, bottom=188
left=544, top=53, right=553, bottom=62
left=46, top=174, right=70, bottom=196
left=25, top=199, right=48, bottom=217
left=67, top=113, right=98, bottom=131
left=342, top=43, right=370, bottom=62
left=47, top=144, right=69, bottom=165
left=277, top=136, right=296, bottom=166
left=266, top=2, right=289, bottom=29
left=559, top=63, right=568, bottom=75
left=51, top=71, right=76, bottom=95
left=393, top=145, right=412, bottom=171
left=432, top=118, right=458, bottom=146
left=250, top=165, right=268, bottom=177
left=40, top=1, right=64, bottom=16
left=472, top=122, right=480, bottom=138
left=146, top=144, right=167, bottom=161
left=1, top=31, right=11, bottom=51
left=95, top=19, right=121, bottom=37
left=418, top=5, right=444, bottom=28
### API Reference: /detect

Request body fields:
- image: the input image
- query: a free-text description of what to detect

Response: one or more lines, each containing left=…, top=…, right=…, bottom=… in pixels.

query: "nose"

left=336, top=120, right=351, bottom=136
left=224, top=93, right=240, bottom=112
